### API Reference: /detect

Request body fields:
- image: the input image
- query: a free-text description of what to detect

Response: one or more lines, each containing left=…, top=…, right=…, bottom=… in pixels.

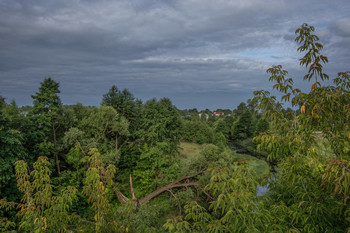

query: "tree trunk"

left=130, top=174, right=137, bottom=201
left=52, top=119, right=60, bottom=176
left=115, top=135, right=119, bottom=154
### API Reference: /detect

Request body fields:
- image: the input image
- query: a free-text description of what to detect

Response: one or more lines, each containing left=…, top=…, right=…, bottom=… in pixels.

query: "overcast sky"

left=0, top=0, right=349, bottom=110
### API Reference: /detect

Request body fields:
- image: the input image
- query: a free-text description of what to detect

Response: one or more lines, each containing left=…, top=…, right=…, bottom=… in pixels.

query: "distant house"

left=213, top=111, right=224, bottom=117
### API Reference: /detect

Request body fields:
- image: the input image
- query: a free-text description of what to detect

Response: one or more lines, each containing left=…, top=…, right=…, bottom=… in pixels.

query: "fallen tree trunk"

left=113, top=169, right=205, bottom=206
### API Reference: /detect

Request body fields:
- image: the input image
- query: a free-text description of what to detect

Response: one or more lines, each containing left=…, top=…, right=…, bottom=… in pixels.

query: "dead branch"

left=113, top=169, right=206, bottom=206
left=138, top=169, right=205, bottom=205
left=200, top=187, right=214, bottom=201
left=168, top=189, right=182, bottom=215
left=113, top=186, right=129, bottom=204
left=129, top=174, right=137, bottom=201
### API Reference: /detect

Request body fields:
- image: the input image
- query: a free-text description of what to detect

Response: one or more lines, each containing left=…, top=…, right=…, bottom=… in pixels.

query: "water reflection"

left=256, top=184, right=269, bottom=196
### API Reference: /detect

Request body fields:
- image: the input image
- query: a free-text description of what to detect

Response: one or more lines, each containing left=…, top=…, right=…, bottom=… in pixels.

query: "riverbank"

left=180, top=141, right=270, bottom=178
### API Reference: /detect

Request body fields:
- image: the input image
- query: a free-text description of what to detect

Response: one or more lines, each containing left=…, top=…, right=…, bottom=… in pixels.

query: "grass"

left=314, top=136, right=336, bottom=158
left=179, top=142, right=270, bottom=178
left=179, top=142, right=203, bottom=162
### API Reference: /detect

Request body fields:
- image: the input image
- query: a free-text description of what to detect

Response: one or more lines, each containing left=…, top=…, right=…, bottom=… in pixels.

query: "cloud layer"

left=0, top=0, right=349, bottom=109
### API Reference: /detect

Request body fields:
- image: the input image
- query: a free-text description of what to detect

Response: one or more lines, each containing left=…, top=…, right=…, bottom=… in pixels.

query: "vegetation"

left=0, top=23, right=349, bottom=232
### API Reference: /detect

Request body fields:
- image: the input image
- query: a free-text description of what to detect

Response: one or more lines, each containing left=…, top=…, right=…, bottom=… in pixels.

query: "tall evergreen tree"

left=101, top=85, right=140, bottom=129
left=29, top=78, right=62, bottom=175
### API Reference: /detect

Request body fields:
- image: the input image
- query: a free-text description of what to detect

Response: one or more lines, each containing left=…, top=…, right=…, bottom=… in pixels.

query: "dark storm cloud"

left=0, top=0, right=349, bottom=110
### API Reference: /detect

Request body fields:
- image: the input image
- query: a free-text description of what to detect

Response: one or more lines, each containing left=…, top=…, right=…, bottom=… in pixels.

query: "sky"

left=0, top=0, right=349, bottom=110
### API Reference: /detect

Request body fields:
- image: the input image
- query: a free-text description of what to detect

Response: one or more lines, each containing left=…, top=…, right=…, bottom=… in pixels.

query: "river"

left=228, top=141, right=270, bottom=197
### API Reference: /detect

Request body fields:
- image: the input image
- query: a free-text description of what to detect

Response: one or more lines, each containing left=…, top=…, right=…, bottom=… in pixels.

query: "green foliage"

left=0, top=95, right=5, bottom=109
left=102, top=85, right=141, bottom=134
left=253, top=24, right=349, bottom=161
left=79, top=106, right=129, bottom=165
left=181, top=120, right=215, bottom=144
left=254, top=117, right=269, bottom=136
left=2, top=23, right=350, bottom=233
left=0, top=157, right=77, bottom=232
left=213, top=118, right=230, bottom=139
left=298, top=72, right=350, bottom=158
left=28, top=77, right=63, bottom=175
left=266, top=155, right=347, bottom=232
left=134, top=142, right=180, bottom=195
left=187, top=144, right=222, bottom=172
left=164, top=163, right=271, bottom=233
left=295, top=23, right=329, bottom=82
left=165, top=23, right=349, bottom=233
left=30, top=78, right=61, bottom=115
left=139, top=98, right=182, bottom=154
left=231, top=110, right=253, bottom=140
left=252, top=23, right=350, bottom=232
left=0, top=217, right=16, bottom=232
left=0, top=113, right=27, bottom=200
left=213, top=132, right=227, bottom=148
left=83, top=148, right=114, bottom=232
left=233, top=102, right=248, bottom=117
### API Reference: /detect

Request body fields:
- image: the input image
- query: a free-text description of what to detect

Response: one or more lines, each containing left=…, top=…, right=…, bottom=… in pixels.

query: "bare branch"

left=112, top=169, right=206, bottom=206
left=138, top=169, right=205, bottom=205
left=167, top=189, right=182, bottom=215
left=113, top=186, right=129, bottom=204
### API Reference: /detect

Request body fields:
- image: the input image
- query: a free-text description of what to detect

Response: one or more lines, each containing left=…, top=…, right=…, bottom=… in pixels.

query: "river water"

left=228, top=142, right=270, bottom=197
left=256, top=183, right=269, bottom=196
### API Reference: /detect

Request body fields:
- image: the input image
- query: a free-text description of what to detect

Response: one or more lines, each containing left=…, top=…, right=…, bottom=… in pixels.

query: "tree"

left=233, top=102, right=247, bottom=117
left=138, top=98, right=182, bottom=154
left=79, top=106, right=129, bottom=165
left=252, top=23, right=350, bottom=231
left=231, top=110, right=253, bottom=140
left=101, top=85, right=141, bottom=134
left=164, top=163, right=270, bottom=233
left=0, top=157, right=77, bottom=232
left=164, top=23, right=350, bottom=233
left=0, top=110, right=27, bottom=200
left=29, top=78, right=62, bottom=175
left=0, top=95, right=5, bottom=109
left=214, top=118, right=230, bottom=139
left=82, top=148, right=119, bottom=232
left=254, top=117, right=269, bottom=136
left=30, top=78, right=61, bottom=115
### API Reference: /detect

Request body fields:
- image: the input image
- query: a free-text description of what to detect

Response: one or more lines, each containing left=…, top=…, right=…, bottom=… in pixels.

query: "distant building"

left=213, top=111, right=224, bottom=117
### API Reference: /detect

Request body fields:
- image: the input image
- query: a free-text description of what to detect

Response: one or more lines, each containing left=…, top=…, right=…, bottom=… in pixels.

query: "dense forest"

left=1, top=24, right=349, bottom=232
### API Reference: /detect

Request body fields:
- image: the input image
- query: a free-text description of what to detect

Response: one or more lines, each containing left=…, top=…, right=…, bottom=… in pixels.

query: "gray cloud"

left=0, top=0, right=349, bottom=110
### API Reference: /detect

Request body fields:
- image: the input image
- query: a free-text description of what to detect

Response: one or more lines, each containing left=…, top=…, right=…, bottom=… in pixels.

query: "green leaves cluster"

left=252, top=23, right=350, bottom=232
left=164, top=163, right=270, bottom=233
left=1, top=157, right=77, bottom=233
left=82, top=148, right=118, bottom=232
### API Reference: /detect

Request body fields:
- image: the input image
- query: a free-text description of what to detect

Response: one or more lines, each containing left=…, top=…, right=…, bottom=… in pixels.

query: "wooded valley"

left=0, top=24, right=349, bottom=233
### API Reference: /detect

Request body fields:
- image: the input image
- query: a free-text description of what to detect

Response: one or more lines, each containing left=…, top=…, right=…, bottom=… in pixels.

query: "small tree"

left=0, top=157, right=77, bottom=232
left=83, top=148, right=117, bottom=232
left=164, top=163, right=271, bottom=233
left=252, top=23, right=350, bottom=232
